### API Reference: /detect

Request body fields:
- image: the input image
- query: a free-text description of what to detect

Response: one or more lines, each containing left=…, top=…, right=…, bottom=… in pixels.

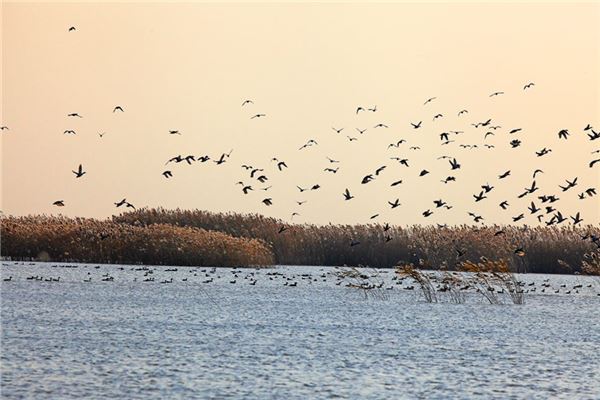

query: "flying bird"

left=375, top=166, right=386, bottom=175
left=499, top=170, right=511, bottom=179
left=388, top=199, right=401, bottom=209
left=523, top=82, right=535, bottom=90
left=113, top=106, right=124, bottom=113
left=72, top=164, right=85, bottom=178
left=558, top=129, right=569, bottom=139
left=53, top=200, right=65, bottom=207
left=559, top=178, right=578, bottom=191
left=343, top=188, right=354, bottom=201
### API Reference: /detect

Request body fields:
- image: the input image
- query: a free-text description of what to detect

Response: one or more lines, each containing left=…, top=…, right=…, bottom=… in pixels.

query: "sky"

left=1, top=1, right=599, bottom=226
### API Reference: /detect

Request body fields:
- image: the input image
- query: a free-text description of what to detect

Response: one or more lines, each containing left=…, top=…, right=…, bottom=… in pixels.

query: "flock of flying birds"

left=2, top=26, right=600, bottom=250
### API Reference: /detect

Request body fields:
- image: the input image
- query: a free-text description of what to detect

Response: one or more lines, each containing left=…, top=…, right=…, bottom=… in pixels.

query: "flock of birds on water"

left=2, top=262, right=599, bottom=298
left=2, top=25, right=600, bottom=254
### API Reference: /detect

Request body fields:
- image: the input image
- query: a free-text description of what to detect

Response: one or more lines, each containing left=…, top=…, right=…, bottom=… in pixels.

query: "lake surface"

left=1, top=261, right=599, bottom=399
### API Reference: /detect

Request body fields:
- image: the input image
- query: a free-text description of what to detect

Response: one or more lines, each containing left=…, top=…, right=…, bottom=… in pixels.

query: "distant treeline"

left=2, top=208, right=599, bottom=274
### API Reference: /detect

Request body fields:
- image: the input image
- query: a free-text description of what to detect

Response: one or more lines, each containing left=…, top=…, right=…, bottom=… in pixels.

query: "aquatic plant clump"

left=114, top=208, right=600, bottom=274
left=2, top=209, right=599, bottom=274
left=1, top=215, right=274, bottom=267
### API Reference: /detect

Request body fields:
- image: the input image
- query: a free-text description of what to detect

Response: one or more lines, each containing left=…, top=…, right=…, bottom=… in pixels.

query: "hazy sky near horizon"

left=2, top=2, right=599, bottom=226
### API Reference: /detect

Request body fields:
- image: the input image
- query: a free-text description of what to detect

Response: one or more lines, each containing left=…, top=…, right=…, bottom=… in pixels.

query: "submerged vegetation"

left=2, top=207, right=599, bottom=273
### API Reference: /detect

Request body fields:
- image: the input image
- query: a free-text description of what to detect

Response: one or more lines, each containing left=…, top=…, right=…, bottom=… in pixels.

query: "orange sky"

left=2, top=2, right=599, bottom=225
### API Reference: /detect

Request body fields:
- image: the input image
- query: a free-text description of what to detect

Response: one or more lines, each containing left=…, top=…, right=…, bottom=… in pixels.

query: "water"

left=1, top=262, right=599, bottom=399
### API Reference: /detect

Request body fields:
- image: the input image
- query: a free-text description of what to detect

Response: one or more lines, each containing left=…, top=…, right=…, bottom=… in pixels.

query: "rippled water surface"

left=1, top=262, right=600, bottom=399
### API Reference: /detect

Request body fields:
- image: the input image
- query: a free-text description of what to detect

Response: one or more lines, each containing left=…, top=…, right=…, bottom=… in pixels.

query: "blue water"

left=1, top=262, right=599, bottom=399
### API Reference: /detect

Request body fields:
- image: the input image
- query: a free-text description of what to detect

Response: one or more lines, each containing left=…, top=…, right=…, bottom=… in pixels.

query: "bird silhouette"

left=411, top=121, right=422, bottom=129
left=571, top=212, right=583, bottom=225
left=113, top=106, right=124, bottom=112
left=523, top=82, right=535, bottom=90
left=499, top=170, right=511, bottom=179
left=388, top=199, right=401, bottom=209
left=473, top=191, right=487, bottom=202
left=587, top=130, right=600, bottom=141
left=67, top=113, right=83, bottom=118
left=242, top=99, right=254, bottom=106
left=490, top=91, right=504, bottom=97
left=68, top=26, right=76, bottom=32
left=53, top=200, right=65, bottom=207
left=559, top=178, right=578, bottom=191
left=513, top=214, right=525, bottom=222
left=262, top=198, right=273, bottom=206
left=558, top=129, right=569, bottom=139
left=536, top=148, right=552, bottom=157
left=64, top=130, right=76, bottom=135
left=162, top=170, right=173, bottom=178
left=343, top=188, right=354, bottom=200
left=528, top=201, right=540, bottom=214
left=72, top=164, right=85, bottom=178
left=424, top=97, right=436, bottom=105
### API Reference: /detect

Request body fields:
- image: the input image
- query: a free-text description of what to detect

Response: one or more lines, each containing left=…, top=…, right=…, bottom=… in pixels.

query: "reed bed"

left=113, top=208, right=600, bottom=274
left=1, top=215, right=274, bottom=267
left=2, top=209, right=599, bottom=273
